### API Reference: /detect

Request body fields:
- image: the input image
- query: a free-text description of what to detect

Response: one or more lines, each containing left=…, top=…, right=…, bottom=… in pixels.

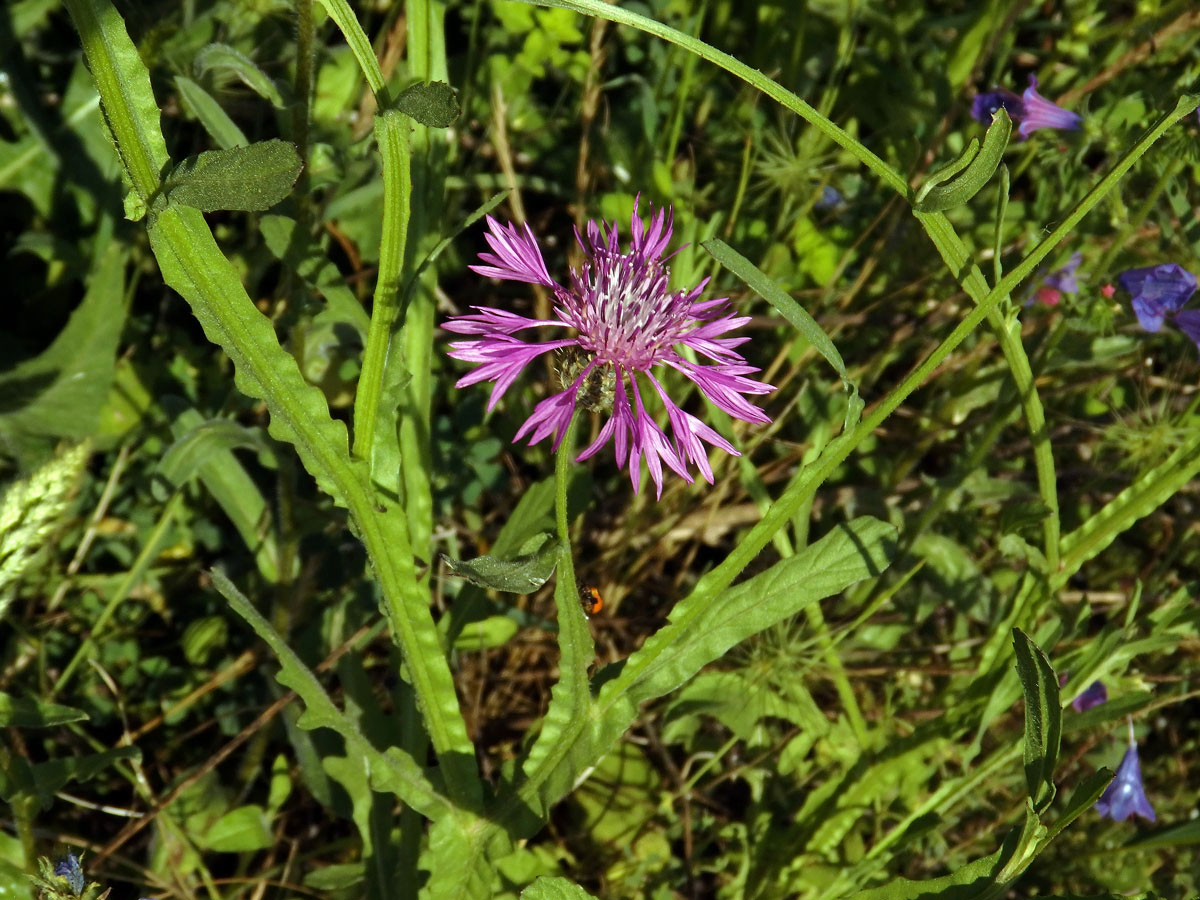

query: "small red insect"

left=578, top=585, right=604, bottom=616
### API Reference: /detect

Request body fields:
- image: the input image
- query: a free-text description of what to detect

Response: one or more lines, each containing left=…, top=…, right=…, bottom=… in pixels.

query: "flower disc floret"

left=445, top=200, right=775, bottom=497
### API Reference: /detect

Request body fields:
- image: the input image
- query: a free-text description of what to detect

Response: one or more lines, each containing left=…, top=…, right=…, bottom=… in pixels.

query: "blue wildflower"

left=1096, top=740, right=1156, bottom=823
left=972, top=75, right=1082, bottom=139
left=1028, top=251, right=1083, bottom=307
left=1071, top=679, right=1107, bottom=712
left=53, top=853, right=85, bottom=896
left=1119, top=263, right=1200, bottom=354
left=815, top=185, right=843, bottom=211
left=972, top=88, right=1024, bottom=126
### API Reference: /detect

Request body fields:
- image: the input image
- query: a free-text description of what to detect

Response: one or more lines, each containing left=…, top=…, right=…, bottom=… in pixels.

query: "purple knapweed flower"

left=1071, top=679, right=1107, bottom=712
left=445, top=201, right=775, bottom=497
left=1119, top=263, right=1200, bottom=354
left=972, top=75, right=1082, bottom=139
left=1095, top=740, right=1156, bottom=823
left=1028, top=251, right=1083, bottom=307
left=54, top=853, right=85, bottom=896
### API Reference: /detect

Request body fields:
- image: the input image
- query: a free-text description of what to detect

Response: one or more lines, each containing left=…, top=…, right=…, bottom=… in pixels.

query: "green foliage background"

left=1, top=0, right=1199, bottom=898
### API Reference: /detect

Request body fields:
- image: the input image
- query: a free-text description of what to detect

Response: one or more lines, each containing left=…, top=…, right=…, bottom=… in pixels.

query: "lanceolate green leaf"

left=1043, top=768, right=1112, bottom=844
left=1056, top=432, right=1200, bottom=587
left=1012, top=629, right=1062, bottom=812
left=702, top=237, right=853, bottom=391
left=313, top=0, right=385, bottom=97
left=497, top=517, right=895, bottom=829
left=0, top=693, right=88, bottom=728
left=63, top=0, right=167, bottom=201
left=194, top=43, right=287, bottom=108
left=174, top=75, right=248, bottom=151
left=0, top=243, right=126, bottom=450
left=915, top=108, right=1011, bottom=212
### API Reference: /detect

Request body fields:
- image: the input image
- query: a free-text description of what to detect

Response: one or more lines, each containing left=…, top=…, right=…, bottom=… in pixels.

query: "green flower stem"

left=66, top=0, right=482, bottom=812
left=916, top=210, right=1060, bottom=573
left=291, top=0, right=314, bottom=229
left=396, top=0, right=448, bottom=555
left=554, top=418, right=579, bottom=585
left=514, top=413, right=596, bottom=803
left=352, top=111, right=412, bottom=464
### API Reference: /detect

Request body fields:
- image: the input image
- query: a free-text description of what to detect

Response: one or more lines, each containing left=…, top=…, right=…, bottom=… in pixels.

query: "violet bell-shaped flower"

left=1095, top=739, right=1156, bottom=823
left=1120, top=263, right=1200, bottom=353
left=1071, top=679, right=1107, bottom=713
left=972, top=75, right=1082, bottom=139
left=445, top=200, right=775, bottom=497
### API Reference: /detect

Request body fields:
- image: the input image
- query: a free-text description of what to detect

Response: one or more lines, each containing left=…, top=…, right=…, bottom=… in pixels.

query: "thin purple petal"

left=1132, top=296, right=1167, bottom=333
left=1095, top=743, right=1156, bottom=822
left=1172, top=309, right=1200, bottom=355
left=1119, top=263, right=1198, bottom=313
left=514, top=389, right=579, bottom=450
left=448, top=338, right=573, bottom=410
left=469, top=216, right=558, bottom=287
left=1071, top=680, right=1107, bottom=713
left=443, top=307, right=556, bottom=335
left=1017, top=75, right=1082, bottom=137
left=971, top=88, right=1024, bottom=125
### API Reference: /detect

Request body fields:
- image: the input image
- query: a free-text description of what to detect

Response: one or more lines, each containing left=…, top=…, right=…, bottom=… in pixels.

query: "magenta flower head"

left=972, top=75, right=1082, bottom=139
left=1071, top=679, right=1107, bottom=713
left=1095, top=741, right=1156, bottom=823
left=445, top=200, right=775, bottom=497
